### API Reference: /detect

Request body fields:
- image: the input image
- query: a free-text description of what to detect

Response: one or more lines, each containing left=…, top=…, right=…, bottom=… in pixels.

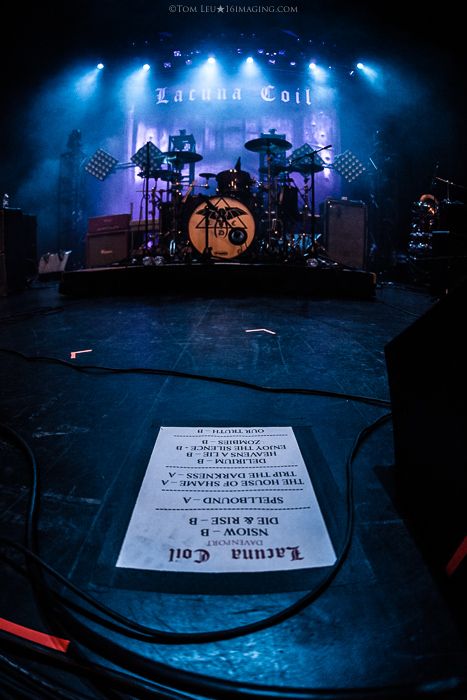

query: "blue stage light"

left=207, top=56, right=216, bottom=64
left=97, top=63, right=104, bottom=70
left=143, top=63, right=150, bottom=72
left=246, top=56, right=254, bottom=64
left=309, top=62, right=317, bottom=70
left=357, top=62, right=364, bottom=70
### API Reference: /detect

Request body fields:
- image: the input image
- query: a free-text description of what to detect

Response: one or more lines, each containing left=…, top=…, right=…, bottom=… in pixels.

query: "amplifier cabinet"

left=88, top=213, right=131, bottom=234
left=322, top=198, right=368, bottom=269
left=85, top=230, right=129, bottom=268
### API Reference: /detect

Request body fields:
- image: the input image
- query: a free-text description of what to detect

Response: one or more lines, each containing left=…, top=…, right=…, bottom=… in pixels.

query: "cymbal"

left=199, top=172, right=217, bottom=179
left=163, top=151, right=203, bottom=163
left=244, top=136, right=292, bottom=153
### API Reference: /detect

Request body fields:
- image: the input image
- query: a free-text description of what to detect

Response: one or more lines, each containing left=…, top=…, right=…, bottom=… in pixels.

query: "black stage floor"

left=0, top=280, right=465, bottom=699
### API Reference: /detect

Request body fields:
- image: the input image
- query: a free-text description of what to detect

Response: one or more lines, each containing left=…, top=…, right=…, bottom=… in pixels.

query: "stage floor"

left=0, top=281, right=465, bottom=698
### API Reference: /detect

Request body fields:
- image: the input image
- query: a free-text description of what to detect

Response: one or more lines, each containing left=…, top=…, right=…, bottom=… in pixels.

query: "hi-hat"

left=199, top=172, right=217, bottom=179
left=163, top=151, right=203, bottom=163
left=244, top=136, right=292, bottom=153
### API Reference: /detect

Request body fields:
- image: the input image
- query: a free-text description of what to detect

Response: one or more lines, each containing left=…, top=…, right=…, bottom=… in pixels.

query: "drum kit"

left=135, top=137, right=331, bottom=263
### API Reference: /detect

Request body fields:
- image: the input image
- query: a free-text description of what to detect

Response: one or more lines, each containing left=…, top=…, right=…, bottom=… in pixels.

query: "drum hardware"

left=433, top=175, right=466, bottom=204
left=245, top=136, right=292, bottom=247
left=289, top=145, right=331, bottom=254
left=138, top=169, right=178, bottom=183
left=216, top=168, right=253, bottom=198
left=134, top=142, right=168, bottom=253
left=199, top=172, right=217, bottom=189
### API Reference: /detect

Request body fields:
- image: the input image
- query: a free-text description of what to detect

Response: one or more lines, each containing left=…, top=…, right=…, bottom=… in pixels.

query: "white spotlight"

left=143, top=63, right=150, bottom=72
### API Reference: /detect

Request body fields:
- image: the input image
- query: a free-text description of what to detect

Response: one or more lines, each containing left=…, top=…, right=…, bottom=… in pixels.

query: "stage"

left=0, top=1, right=466, bottom=697
left=58, top=261, right=377, bottom=298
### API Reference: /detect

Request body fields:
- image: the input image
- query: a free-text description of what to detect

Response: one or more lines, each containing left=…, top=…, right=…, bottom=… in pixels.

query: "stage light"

left=246, top=56, right=254, bottom=64
left=163, top=62, right=172, bottom=69
left=289, top=60, right=296, bottom=66
left=356, top=62, right=378, bottom=82
left=333, top=150, right=366, bottom=183
left=143, top=63, right=150, bottom=72
left=75, top=68, right=101, bottom=98
left=131, top=141, right=163, bottom=172
left=309, top=61, right=327, bottom=82
left=173, top=50, right=181, bottom=57
left=85, top=149, right=119, bottom=181
left=185, top=59, right=192, bottom=65
left=207, top=56, right=216, bottom=64
left=97, top=63, right=104, bottom=70
left=268, top=58, right=276, bottom=64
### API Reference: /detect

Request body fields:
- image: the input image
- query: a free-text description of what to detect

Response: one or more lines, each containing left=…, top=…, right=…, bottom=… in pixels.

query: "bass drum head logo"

left=188, top=196, right=255, bottom=259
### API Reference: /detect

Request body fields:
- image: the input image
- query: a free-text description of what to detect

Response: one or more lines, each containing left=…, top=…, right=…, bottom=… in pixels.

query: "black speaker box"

left=85, top=230, right=129, bottom=268
left=322, top=198, right=367, bottom=269
left=385, top=281, right=467, bottom=629
left=0, top=208, right=37, bottom=295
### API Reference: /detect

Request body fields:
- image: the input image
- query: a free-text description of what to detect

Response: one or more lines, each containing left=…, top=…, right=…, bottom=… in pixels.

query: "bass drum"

left=188, top=195, right=255, bottom=259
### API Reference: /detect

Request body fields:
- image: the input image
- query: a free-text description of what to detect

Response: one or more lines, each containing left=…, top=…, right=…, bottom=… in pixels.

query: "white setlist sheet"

left=116, top=427, right=336, bottom=573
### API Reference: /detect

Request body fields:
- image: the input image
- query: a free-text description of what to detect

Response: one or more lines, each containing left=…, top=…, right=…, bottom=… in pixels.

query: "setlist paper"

left=116, top=427, right=336, bottom=573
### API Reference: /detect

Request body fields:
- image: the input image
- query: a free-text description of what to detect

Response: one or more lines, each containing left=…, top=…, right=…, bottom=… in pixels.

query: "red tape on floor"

left=446, top=536, right=467, bottom=577
left=0, top=616, right=70, bottom=652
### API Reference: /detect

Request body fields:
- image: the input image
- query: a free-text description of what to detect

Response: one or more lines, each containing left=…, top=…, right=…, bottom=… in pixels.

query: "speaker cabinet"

left=85, top=230, right=129, bottom=268
left=322, top=198, right=367, bottom=269
left=0, top=208, right=37, bottom=295
left=385, top=281, right=467, bottom=628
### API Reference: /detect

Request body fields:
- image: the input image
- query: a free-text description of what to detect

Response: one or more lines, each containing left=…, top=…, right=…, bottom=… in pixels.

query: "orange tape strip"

left=0, top=616, right=69, bottom=652
left=446, top=536, right=467, bottom=577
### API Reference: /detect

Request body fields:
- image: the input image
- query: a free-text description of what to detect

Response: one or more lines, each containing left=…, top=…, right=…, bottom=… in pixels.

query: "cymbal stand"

left=141, top=142, right=152, bottom=253
left=296, top=145, right=331, bottom=254
left=167, top=164, right=183, bottom=256
left=265, top=145, right=279, bottom=247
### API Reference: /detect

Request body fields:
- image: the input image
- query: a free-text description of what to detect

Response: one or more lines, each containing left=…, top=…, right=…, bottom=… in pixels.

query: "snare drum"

left=216, top=169, right=253, bottom=198
left=188, top=195, right=256, bottom=259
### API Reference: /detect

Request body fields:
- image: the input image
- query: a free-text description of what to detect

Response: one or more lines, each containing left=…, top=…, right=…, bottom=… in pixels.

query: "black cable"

left=0, top=347, right=390, bottom=408
left=0, top=415, right=391, bottom=645
left=0, top=633, right=197, bottom=700
left=0, top=651, right=92, bottom=700
left=2, top=418, right=466, bottom=699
